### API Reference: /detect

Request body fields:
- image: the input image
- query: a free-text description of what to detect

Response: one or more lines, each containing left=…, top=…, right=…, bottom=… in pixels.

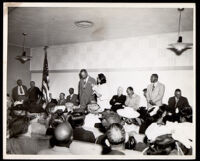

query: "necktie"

left=83, top=80, right=86, bottom=88
left=20, top=86, right=23, bottom=94
left=152, top=84, right=155, bottom=91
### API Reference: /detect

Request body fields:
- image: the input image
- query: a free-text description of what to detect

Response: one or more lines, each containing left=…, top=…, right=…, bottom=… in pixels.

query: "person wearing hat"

left=38, top=122, right=73, bottom=155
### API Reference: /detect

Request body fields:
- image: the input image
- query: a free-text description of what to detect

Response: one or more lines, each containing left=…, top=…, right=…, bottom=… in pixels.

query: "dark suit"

left=73, top=127, right=96, bottom=143
left=110, top=95, right=126, bottom=112
left=66, top=94, right=79, bottom=106
left=12, top=85, right=27, bottom=101
left=168, top=96, right=190, bottom=113
left=78, top=76, right=96, bottom=109
left=27, top=87, right=43, bottom=103
left=49, top=98, right=58, bottom=105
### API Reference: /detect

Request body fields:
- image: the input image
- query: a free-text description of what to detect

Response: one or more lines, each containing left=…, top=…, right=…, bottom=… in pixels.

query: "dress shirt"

left=125, top=94, right=140, bottom=110
left=18, top=86, right=25, bottom=95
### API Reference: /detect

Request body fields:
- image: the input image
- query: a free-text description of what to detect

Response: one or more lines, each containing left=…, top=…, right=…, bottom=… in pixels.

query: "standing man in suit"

left=146, top=74, right=165, bottom=109
left=12, top=79, right=27, bottom=102
left=168, top=89, right=190, bottom=113
left=27, top=81, right=43, bottom=104
left=78, top=69, right=96, bottom=110
left=66, top=88, right=79, bottom=106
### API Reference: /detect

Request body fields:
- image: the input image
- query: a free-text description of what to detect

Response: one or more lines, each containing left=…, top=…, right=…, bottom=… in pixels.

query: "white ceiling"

left=8, top=7, right=193, bottom=48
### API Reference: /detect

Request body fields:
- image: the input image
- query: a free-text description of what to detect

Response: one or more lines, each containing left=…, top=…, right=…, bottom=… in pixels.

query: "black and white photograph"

left=3, top=2, right=196, bottom=159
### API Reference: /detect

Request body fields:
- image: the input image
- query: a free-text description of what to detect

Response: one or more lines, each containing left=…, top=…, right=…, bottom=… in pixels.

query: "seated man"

left=66, top=88, right=79, bottom=106
left=7, top=116, right=50, bottom=154
left=38, top=122, right=73, bottom=154
left=125, top=87, right=140, bottom=111
left=57, top=93, right=66, bottom=105
left=110, top=87, right=126, bottom=112
left=69, top=112, right=96, bottom=143
left=168, top=89, right=190, bottom=113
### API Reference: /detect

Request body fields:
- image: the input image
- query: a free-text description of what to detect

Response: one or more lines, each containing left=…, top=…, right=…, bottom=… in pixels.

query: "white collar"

left=85, top=76, right=89, bottom=82
left=153, top=82, right=158, bottom=87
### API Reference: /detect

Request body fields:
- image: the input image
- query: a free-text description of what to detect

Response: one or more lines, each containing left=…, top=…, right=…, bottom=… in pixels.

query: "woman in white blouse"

left=92, top=73, right=111, bottom=111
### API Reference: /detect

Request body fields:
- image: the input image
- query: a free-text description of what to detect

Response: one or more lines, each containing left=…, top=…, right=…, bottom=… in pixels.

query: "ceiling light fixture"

left=74, top=20, right=94, bottom=28
left=168, top=8, right=193, bottom=56
left=16, top=33, right=32, bottom=63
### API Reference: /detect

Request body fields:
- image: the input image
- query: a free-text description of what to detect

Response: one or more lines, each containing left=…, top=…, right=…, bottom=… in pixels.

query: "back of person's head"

left=106, top=123, right=126, bottom=145
left=102, top=111, right=122, bottom=129
left=97, top=73, right=106, bottom=85
left=152, top=74, right=158, bottom=79
left=69, top=112, right=85, bottom=128
left=53, top=122, right=73, bottom=147
left=9, top=116, right=30, bottom=138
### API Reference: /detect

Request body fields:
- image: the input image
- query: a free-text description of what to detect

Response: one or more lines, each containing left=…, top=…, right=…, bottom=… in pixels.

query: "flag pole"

left=41, top=46, right=50, bottom=104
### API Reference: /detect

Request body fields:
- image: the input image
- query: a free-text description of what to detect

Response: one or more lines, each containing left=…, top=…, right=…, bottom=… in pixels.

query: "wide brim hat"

left=117, top=107, right=140, bottom=119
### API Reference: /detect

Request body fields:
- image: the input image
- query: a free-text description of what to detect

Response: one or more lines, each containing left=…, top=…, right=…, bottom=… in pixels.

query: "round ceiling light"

left=74, top=20, right=94, bottom=28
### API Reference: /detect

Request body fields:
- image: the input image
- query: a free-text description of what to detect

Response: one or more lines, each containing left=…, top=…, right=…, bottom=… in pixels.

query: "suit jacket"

left=27, top=87, right=43, bottom=103
left=66, top=94, right=79, bottom=106
left=73, top=127, right=96, bottom=143
left=12, top=85, right=27, bottom=101
left=57, top=99, right=67, bottom=105
left=78, top=76, right=96, bottom=109
left=168, top=96, right=190, bottom=113
left=50, top=98, right=58, bottom=105
left=146, top=82, right=165, bottom=108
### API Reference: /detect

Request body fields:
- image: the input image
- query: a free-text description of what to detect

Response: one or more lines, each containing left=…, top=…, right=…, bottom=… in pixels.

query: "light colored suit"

left=146, top=81, right=165, bottom=108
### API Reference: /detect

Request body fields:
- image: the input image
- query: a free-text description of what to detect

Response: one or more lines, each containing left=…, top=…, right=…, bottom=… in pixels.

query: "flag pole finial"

left=44, top=46, right=48, bottom=51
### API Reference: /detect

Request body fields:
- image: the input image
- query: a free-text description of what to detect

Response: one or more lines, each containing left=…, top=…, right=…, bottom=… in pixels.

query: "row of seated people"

left=7, top=99, right=192, bottom=155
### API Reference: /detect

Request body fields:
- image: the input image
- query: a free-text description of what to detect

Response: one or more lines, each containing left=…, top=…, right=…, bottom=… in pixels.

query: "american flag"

left=41, top=46, right=50, bottom=103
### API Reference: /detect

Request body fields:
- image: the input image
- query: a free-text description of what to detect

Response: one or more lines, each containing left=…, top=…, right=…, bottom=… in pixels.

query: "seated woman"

left=92, top=73, right=111, bottom=111
left=7, top=116, right=50, bottom=154
left=110, top=87, right=126, bottom=112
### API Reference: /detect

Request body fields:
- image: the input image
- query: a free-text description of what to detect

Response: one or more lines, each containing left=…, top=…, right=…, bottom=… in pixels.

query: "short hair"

left=60, top=93, right=65, bottom=96
left=69, top=88, right=74, bottom=92
left=9, top=116, right=30, bottom=138
left=152, top=74, right=158, bottom=79
left=175, top=89, right=181, bottom=93
left=102, top=111, right=122, bottom=127
left=127, top=87, right=133, bottom=91
left=143, top=88, right=147, bottom=92
left=98, top=73, right=106, bottom=85
left=80, top=69, right=87, bottom=73
left=106, top=123, right=126, bottom=145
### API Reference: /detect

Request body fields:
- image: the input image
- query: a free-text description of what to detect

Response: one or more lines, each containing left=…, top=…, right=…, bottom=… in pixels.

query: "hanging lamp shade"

left=168, top=8, right=193, bottom=55
left=16, top=33, right=32, bottom=63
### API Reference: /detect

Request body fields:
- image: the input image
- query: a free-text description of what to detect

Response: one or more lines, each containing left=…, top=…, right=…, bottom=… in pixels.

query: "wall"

left=7, top=45, right=31, bottom=95
left=30, top=31, right=194, bottom=107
